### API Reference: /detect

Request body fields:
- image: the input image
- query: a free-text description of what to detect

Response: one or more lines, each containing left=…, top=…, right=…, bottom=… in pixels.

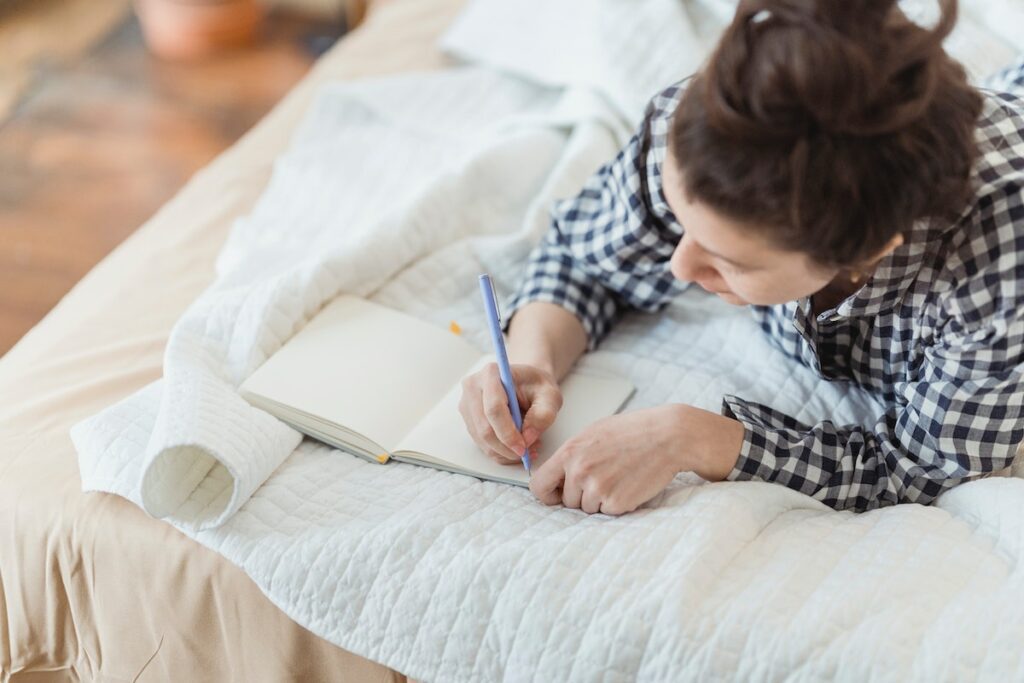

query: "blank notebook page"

left=241, top=296, right=482, bottom=449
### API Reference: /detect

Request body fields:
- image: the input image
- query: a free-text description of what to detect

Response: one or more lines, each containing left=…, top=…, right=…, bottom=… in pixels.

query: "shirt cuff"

left=720, top=394, right=794, bottom=483
left=502, top=285, right=618, bottom=351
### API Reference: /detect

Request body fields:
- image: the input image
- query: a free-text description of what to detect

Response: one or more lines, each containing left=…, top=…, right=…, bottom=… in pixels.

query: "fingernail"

left=523, top=427, right=538, bottom=445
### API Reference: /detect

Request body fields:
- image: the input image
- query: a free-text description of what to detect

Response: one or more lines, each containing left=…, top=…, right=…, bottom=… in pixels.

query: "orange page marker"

left=376, top=453, right=389, bottom=463
left=449, top=321, right=462, bottom=335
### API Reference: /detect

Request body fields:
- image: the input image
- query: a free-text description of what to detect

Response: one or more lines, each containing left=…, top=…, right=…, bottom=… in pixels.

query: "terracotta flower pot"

left=135, top=0, right=265, bottom=60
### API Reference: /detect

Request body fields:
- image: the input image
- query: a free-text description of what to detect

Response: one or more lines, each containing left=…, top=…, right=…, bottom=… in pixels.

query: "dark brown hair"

left=670, top=0, right=984, bottom=267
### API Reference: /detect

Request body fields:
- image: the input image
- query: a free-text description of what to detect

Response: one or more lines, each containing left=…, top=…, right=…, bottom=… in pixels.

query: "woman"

left=458, top=0, right=1024, bottom=515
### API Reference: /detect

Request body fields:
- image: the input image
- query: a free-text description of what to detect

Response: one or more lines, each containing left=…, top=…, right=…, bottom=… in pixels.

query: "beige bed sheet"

left=0, top=0, right=465, bottom=680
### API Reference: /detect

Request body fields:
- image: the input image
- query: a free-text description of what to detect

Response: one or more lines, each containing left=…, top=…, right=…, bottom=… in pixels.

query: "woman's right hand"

left=458, top=362, right=563, bottom=466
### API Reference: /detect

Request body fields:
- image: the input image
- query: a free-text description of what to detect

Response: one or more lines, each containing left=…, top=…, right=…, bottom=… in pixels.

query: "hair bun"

left=702, top=0, right=959, bottom=140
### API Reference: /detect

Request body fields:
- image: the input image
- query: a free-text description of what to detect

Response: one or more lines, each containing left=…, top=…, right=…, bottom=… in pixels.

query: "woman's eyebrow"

left=667, top=203, right=759, bottom=269
left=697, top=241, right=756, bottom=268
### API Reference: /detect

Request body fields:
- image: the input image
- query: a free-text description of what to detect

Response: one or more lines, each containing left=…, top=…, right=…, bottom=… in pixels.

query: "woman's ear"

left=860, top=233, right=905, bottom=268
left=847, top=233, right=905, bottom=283
left=878, top=232, right=905, bottom=258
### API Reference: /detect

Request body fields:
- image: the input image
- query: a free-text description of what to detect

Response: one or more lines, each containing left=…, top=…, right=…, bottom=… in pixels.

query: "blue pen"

left=478, top=273, right=531, bottom=473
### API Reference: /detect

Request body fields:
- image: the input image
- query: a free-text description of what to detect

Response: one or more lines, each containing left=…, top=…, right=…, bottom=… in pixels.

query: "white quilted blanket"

left=71, top=1, right=1024, bottom=680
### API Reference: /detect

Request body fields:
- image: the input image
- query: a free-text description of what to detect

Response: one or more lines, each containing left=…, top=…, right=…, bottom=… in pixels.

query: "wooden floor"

left=0, top=7, right=343, bottom=357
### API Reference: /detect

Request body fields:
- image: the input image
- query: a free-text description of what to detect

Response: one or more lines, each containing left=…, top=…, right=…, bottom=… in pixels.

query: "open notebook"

left=239, top=295, right=635, bottom=486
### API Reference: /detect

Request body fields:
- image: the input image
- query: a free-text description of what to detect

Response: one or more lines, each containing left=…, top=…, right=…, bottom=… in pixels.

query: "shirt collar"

left=801, top=217, right=945, bottom=323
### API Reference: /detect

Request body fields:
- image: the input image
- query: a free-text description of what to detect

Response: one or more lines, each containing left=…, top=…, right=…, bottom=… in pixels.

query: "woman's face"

left=661, top=150, right=838, bottom=306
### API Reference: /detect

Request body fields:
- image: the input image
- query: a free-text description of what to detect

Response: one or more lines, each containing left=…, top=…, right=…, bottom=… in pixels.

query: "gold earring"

left=849, top=270, right=863, bottom=284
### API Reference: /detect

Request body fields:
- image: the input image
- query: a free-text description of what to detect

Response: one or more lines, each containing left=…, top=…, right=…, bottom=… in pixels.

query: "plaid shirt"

left=507, top=58, right=1024, bottom=512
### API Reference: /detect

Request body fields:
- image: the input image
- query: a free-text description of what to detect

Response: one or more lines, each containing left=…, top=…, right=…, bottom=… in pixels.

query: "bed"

left=4, top=0, right=1024, bottom=681
left=0, top=0, right=462, bottom=679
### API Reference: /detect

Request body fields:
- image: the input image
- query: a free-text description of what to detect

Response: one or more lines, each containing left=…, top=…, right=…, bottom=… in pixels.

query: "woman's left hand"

left=528, top=404, right=744, bottom=515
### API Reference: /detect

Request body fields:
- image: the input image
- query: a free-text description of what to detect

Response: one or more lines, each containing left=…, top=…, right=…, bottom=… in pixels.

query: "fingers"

left=561, top=476, right=583, bottom=510
left=521, top=381, right=562, bottom=447
left=474, top=410, right=521, bottom=464
left=529, top=452, right=630, bottom=515
left=580, top=488, right=602, bottom=515
left=477, top=418, right=522, bottom=463
left=529, top=449, right=566, bottom=505
left=457, top=363, right=564, bottom=468
left=481, top=365, right=526, bottom=453
left=459, top=376, right=520, bottom=464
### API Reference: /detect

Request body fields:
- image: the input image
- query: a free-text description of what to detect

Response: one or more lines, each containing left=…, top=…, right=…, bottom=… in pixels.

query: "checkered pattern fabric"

left=506, top=62, right=1024, bottom=512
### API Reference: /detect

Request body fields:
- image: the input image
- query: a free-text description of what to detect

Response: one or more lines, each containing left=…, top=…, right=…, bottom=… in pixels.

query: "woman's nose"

left=670, top=234, right=709, bottom=282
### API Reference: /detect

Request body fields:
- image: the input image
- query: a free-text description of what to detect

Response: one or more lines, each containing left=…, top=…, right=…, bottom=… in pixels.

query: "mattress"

left=0, top=0, right=464, bottom=680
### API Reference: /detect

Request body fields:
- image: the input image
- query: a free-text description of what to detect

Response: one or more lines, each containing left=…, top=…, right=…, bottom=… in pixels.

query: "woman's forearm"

left=507, top=302, right=588, bottom=381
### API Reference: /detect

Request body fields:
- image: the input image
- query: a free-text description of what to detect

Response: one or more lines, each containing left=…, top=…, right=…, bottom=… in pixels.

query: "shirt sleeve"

left=722, top=314, right=1024, bottom=512
left=504, top=86, right=689, bottom=350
